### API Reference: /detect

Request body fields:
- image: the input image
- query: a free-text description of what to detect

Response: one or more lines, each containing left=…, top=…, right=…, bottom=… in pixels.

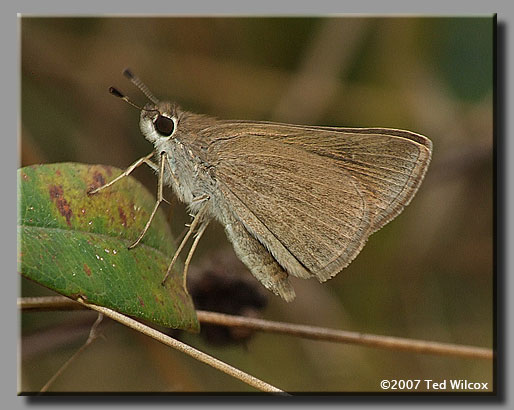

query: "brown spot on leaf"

left=49, top=184, right=62, bottom=199
left=55, top=169, right=61, bottom=176
left=93, top=171, right=105, bottom=186
left=118, top=206, right=127, bottom=227
left=49, top=185, right=73, bottom=226
left=138, top=296, right=145, bottom=307
left=83, top=263, right=92, bottom=277
left=88, top=171, right=106, bottom=193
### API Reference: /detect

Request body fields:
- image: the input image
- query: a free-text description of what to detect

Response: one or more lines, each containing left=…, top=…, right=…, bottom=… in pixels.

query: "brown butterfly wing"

left=207, top=122, right=432, bottom=282
left=260, top=124, right=433, bottom=233
left=209, top=134, right=373, bottom=282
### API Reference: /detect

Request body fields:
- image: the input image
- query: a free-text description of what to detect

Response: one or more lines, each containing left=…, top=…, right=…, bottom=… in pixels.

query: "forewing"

left=209, top=135, right=373, bottom=281
left=212, top=122, right=433, bottom=233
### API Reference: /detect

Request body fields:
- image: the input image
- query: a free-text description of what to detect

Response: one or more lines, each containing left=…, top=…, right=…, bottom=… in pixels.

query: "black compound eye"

left=154, top=115, right=175, bottom=137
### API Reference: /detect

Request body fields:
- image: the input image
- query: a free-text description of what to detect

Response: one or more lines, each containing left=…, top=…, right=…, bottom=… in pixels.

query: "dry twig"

left=73, top=298, right=285, bottom=393
left=19, top=296, right=493, bottom=360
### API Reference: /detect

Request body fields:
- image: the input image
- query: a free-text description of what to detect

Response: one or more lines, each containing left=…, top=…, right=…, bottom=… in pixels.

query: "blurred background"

left=20, top=16, right=493, bottom=392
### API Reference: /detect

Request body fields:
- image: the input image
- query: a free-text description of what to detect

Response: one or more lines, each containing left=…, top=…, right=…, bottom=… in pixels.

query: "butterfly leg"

left=181, top=220, right=210, bottom=293
left=161, top=197, right=210, bottom=286
left=127, top=151, right=167, bottom=249
left=88, top=152, right=156, bottom=195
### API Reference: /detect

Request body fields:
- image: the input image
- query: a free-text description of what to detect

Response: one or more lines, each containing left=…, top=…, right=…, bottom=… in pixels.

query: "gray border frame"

left=9, top=0, right=511, bottom=408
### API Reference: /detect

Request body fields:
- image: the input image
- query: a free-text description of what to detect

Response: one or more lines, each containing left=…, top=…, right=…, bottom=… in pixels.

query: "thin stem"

left=19, top=296, right=493, bottom=360
left=20, top=296, right=85, bottom=311
left=195, top=311, right=493, bottom=360
left=39, top=313, right=105, bottom=393
left=73, top=298, right=285, bottom=394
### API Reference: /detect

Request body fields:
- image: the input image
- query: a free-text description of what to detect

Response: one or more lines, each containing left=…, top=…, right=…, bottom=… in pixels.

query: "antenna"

left=108, top=87, right=158, bottom=113
left=122, top=68, right=160, bottom=104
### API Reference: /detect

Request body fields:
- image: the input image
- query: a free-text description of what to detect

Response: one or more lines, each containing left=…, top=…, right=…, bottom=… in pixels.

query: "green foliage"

left=18, top=163, right=199, bottom=331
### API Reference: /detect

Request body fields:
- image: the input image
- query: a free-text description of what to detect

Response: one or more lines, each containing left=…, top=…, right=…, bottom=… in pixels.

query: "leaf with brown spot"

left=18, top=163, right=199, bottom=331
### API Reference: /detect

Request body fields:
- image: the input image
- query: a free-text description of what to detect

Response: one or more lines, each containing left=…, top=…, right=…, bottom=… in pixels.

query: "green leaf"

left=18, top=163, right=199, bottom=331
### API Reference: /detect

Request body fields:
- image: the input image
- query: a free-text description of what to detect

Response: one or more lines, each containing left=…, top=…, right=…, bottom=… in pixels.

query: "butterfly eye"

left=154, top=115, right=175, bottom=137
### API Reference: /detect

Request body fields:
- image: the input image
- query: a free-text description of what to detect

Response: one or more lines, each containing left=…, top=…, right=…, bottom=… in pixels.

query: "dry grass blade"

left=39, top=313, right=105, bottom=393
left=196, top=311, right=493, bottom=360
left=19, top=296, right=493, bottom=360
left=74, top=298, right=285, bottom=394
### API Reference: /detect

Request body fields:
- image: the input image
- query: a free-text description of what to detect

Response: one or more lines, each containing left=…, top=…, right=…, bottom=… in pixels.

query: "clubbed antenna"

left=108, top=86, right=158, bottom=113
left=108, top=86, right=125, bottom=99
left=122, top=68, right=160, bottom=104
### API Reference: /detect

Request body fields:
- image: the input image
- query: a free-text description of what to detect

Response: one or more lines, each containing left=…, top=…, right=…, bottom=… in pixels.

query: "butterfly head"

left=139, top=102, right=179, bottom=144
